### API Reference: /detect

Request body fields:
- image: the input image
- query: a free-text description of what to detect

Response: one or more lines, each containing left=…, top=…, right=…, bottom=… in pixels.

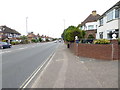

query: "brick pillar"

left=74, top=43, right=79, bottom=56
left=111, top=40, right=118, bottom=60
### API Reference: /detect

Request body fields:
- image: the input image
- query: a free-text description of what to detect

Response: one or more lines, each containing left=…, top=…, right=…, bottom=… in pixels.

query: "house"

left=41, top=35, right=47, bottom=41
left=79, top=10, right=100, bottom=39
left=96, top=1, right=120, bottom=39
left=0, top=25, right=21, bottom=42
left=27, top=32, right=37, bottom=41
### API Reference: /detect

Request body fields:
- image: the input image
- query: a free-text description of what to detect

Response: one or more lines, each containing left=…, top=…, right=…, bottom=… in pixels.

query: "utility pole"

left=26, top=17, right=28, bottom=35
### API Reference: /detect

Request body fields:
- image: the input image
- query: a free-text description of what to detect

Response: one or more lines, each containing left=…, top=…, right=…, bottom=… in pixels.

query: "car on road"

left=0, top=42, right=12, bottom=49
left=54, top=40, right=57, bottom=43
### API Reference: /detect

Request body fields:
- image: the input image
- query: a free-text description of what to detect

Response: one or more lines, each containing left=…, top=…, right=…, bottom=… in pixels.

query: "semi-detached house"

left=96, top=1, right=120, bottom=39
left=79, top=11, right=100, bottom=39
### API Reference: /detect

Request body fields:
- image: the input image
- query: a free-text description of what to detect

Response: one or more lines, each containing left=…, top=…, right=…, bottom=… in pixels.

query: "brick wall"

left=78, top=44, right=112, bottom=60
left=69, top=40, right=119, bottom=60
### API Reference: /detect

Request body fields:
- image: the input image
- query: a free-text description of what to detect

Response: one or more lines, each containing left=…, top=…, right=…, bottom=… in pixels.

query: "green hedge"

left=11, top=41, right=20, bottom=45
left=94, top=39, right=110, bottom=44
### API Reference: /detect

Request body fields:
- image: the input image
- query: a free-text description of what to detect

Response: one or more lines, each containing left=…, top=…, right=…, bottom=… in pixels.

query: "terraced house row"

left=79, top=1, right=120, bottom=40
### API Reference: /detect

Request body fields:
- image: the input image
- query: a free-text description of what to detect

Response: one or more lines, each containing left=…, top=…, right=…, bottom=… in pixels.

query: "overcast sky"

left=0, top=0, right=119, bottom=38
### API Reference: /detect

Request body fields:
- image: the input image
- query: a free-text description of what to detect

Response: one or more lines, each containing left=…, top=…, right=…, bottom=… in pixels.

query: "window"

left=107, top=10, right=113, bottom=21
left=99, top=32, right=103, bottom=39
left=88, top=25, right=94, bottom=30
left=115, top=9, right=120, bottom=18
left=99, top=18, right=103, bottom=26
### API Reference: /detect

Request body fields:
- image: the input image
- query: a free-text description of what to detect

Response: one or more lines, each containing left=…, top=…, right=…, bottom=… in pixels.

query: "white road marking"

left=20, top=43, right=60, bottom=89
left=19, top=51, right=56, bottom=89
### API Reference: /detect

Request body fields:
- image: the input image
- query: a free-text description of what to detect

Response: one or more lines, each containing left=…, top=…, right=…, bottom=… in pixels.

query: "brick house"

left=79, top=11, right=100, bottom=39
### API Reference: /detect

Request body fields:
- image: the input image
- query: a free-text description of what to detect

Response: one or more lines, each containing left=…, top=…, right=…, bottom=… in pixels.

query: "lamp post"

left=26, top=17, right=28, bottom=35
left=64, top=19, right=65, bottom=30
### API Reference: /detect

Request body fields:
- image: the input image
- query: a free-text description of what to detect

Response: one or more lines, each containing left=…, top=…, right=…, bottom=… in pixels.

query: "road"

left=1, top=42, right=59, bottom=88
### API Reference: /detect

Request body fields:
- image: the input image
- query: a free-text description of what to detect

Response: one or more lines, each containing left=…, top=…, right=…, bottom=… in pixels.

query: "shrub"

left=39, top=38, right=42, bottom=42
left=20, top=40, right=30, bottom=44
left=31, top=39, right=39, bottom=43
left=46, top=39, right=50, bottom=42
left=94, top=39, right=110, bottom=44
left=2, top=40, right=6, bottom=42
left=11, top=41, right=20, bottom=45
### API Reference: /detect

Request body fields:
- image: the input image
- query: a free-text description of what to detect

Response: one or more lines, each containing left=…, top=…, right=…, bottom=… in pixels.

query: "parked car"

left=0, top=42, right=12, bottom=49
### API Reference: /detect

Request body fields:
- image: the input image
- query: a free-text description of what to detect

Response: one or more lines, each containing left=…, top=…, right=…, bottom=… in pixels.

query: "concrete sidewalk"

left=31, top=43, right=118, bottom=88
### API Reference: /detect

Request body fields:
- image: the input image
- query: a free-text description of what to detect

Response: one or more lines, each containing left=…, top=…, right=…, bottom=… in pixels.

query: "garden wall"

left=69, top=40, right=119, bottom=60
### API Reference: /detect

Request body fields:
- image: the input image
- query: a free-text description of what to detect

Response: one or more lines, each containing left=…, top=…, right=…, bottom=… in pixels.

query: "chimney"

left=92, top=10, right=97, bottom=16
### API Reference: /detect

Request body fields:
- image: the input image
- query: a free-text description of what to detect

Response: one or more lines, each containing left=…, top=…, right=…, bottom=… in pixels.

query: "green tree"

left=20, top=35, right=29, bottom=44
left=62, top=25, right=86, bottom=42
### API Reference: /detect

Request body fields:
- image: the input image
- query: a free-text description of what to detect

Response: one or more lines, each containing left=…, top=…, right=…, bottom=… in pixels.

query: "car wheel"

left=9, top=46, right=11, bottom=48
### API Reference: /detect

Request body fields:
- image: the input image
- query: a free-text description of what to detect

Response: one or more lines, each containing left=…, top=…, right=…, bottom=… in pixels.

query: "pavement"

left=30, top=43, right=118, bottom=88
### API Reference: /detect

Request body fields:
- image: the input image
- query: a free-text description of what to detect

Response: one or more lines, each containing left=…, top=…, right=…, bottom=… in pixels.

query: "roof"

left=27, top=32, right=37, bottom=38
left=81, top=13, right=100, bottom=26
left=0, top=25, right=21, bottom=35
left=99, top=1, right=120, bottom=19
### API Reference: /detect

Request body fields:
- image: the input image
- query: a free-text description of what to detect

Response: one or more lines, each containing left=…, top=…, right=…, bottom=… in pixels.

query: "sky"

left=0, top=0, right=119, bottom=38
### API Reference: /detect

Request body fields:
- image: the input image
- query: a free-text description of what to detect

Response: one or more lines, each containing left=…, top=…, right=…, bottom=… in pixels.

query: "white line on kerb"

left=19, top=44, right=59, bottom=89
left=31, top=52, right=56, bottom=88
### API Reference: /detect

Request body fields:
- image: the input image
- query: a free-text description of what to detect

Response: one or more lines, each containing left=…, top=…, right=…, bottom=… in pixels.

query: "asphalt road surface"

left=1, top=42, right=59, bottom=88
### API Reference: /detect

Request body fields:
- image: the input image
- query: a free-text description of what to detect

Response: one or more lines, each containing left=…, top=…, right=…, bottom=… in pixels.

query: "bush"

left=11, top=41, right=20, bottom=45
left=46, top=39, right=50, bottom=42
left=20, top=40, right=30, bottom=44
left=2, top=40, right=6, bottom=42
left=31, top=39, right=39, bottom=43
left=94, top=39, right=110, bottom=44
left=39, top=38, right=42, bottom=42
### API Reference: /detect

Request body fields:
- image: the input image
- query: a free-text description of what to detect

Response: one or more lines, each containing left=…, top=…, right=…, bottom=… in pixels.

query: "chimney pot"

left=92, top=10, right=97, bottom=16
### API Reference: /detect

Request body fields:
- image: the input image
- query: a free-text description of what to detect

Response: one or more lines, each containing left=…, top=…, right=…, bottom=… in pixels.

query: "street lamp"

left=26, top=17, right=28, bottom=35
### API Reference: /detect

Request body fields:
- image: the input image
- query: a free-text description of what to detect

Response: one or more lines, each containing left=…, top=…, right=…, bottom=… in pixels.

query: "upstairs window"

left=88, top=25, right=94, bottom=30
left=99, top=18, right=103, bottom=26
left=115, top=9, right=120, bottom=18
left=107, top=10, right=113, bottom=22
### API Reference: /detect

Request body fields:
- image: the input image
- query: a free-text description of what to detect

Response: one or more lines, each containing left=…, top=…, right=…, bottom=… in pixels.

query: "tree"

left=20, top=35, right=29, bottom=44
left=62, top=25, right=86, bottom=42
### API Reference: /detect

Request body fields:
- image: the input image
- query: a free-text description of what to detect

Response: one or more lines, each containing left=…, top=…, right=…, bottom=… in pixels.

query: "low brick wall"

left=78, top=44, right=112, bottom=60
left=69, top=40, right=119, bottom=60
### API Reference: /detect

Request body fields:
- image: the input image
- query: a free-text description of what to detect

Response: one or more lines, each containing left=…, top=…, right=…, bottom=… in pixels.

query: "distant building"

left=96, top=1, right=120, bottom=39
left=0, top=25, right=21, bottom=42
left=79, top=10, right=100, bottom=39
left=27, top=32, right=37, bottom=40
